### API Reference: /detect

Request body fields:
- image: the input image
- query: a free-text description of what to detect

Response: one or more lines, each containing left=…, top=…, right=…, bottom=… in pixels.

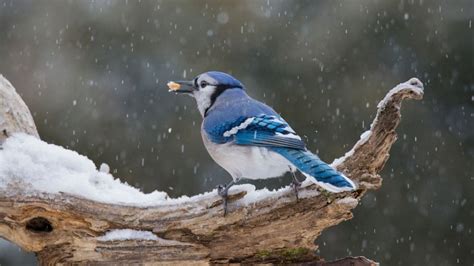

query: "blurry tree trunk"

left=0, top=74, right=423, bottom=265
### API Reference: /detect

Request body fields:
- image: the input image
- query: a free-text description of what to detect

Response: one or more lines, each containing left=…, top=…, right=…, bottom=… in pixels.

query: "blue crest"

left=205, top=71, right=244, bottom=89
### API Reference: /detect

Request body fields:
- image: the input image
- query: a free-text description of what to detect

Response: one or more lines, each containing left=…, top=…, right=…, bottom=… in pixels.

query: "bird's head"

left=168, top=71, right=244, bottom=116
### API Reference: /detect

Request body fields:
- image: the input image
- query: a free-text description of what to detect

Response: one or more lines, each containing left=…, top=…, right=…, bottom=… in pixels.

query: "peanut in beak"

left=167, top=81, right=181, bottom=91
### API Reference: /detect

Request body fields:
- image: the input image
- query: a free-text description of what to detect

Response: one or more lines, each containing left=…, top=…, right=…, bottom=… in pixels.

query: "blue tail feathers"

left=273, top=148, right=356, bottom=192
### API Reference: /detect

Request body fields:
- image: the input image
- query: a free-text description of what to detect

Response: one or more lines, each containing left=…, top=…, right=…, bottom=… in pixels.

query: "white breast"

left=201, top=133, right=292, bottom=181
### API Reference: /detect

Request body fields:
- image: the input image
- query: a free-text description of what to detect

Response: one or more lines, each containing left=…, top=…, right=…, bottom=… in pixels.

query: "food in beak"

left=167, top=81, right=181, bottom=91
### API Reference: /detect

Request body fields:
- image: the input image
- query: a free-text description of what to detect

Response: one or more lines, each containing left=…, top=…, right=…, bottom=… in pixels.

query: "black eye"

left=200, top=81, right=208, bottom=88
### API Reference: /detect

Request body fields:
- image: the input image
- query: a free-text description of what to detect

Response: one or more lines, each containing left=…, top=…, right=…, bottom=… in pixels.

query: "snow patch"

left=240, top=184, right=286, bottom=205
left=98, top=229, right=158, bottom=241
left=377, top=78, right=424, bottom=109
left=237, top=182, right=319, bottom=205
left=359, top=130, right=372, bottom=141
left=0, top=133, right=314, bottom=207
left=0, top=133, right=171, bottom=206
left=336, top=197, right=359, bottom=208
left=99, top=163, right=110, bottom=173
left=331, top=130, right=372, bottom=167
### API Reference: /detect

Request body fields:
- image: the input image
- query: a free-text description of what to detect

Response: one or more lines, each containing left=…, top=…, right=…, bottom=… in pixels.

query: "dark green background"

left=0, top=1, right=472, bottom=265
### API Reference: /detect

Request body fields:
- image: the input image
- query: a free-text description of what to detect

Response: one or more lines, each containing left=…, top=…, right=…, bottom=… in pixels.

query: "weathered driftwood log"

left=0, top=75, right=39, bottom=143
left=0, top=74, right=423, bottom=265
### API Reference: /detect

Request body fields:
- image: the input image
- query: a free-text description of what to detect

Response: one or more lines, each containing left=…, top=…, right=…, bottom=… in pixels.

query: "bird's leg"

left=217, top=179, right=236, bottom=216
left=289, top=167, right=302, bottom=202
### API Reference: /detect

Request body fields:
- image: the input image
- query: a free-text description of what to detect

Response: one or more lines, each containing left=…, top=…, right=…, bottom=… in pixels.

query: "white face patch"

left=192, top=73, right=219, bottom=117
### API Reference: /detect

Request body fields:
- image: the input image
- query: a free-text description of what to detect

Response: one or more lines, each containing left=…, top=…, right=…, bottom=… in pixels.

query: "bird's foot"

left=289, top=168, right=302, bottom=202
left=290, top=179, right=302, bottom=202
left=216, top=184, right=229, bottom=216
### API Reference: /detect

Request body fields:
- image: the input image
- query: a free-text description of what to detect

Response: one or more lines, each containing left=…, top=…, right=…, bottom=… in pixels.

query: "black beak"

left=172, top=80, right=196, bottom=94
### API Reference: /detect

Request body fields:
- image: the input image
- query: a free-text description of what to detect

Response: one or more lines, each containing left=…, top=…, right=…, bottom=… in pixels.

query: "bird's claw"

left=289, top=168, right=302, bottom=202
left=290, top=179, right=302, bottom=202
left=217, top=184, right=227, bottom=197
left=216, top=184, right=229, bottom=216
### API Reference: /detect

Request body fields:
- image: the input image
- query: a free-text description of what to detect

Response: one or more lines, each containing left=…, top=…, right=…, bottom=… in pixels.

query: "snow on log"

left=0, top=74, right=423, bottom=265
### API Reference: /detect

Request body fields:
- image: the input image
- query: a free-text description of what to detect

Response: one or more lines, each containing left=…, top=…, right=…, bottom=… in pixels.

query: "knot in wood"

left=26, top=217, right=53, bottom=233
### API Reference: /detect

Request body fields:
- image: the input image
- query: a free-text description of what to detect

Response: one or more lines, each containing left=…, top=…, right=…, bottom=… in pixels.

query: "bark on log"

left=0, top=75, right=39, bottom=143
left=0, top=74, right=423, bottom=265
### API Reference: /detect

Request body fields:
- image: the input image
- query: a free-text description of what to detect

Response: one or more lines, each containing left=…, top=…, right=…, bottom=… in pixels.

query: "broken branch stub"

left=333, top=77, right=424, bottom=190
left=0, top=75, right=423, bottom=264
left=0, top=75, right=39, bottom=143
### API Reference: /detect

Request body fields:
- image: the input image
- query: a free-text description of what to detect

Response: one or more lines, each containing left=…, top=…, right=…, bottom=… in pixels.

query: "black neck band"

left=204, top=85, right=241, bottom=117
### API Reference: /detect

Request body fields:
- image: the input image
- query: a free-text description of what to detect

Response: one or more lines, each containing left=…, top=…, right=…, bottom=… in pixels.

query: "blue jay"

left=169, top=71, right=356, bottom=215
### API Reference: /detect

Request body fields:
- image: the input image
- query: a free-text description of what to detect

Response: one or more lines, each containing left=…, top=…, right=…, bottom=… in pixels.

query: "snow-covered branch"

left=0, top=75, right=422, bottom=264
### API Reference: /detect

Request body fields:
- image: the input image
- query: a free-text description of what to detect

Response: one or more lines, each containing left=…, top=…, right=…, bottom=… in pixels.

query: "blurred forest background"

left=0, top=0, right=472, bottom=265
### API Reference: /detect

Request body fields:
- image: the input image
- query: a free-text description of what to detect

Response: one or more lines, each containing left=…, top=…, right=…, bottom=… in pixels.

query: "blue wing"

left=202, top=89, right=305, bottom=150
left=231, top=115, right=306, bottom=150
left=205, top=113, right=306, bottom=150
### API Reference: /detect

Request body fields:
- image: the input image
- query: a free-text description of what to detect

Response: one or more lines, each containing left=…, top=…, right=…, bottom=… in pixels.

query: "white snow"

left=239, top=182, right=320, bottom=205
left=98, top=229, right=187, bottom=245
left=359, top=130, right=372, bottom=141
left=331, top=130, right=372, bottom=167
left=99, top=163, right=110, bottom=173
left=0, top=133, right=171, bottom=206
left=377, top=77, right=424, bottom=109
left=98, top=229, right=158, bottom=241
left=336, top=197, right=359, bottom=208
left=0, top=133, right=310, bottom=207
